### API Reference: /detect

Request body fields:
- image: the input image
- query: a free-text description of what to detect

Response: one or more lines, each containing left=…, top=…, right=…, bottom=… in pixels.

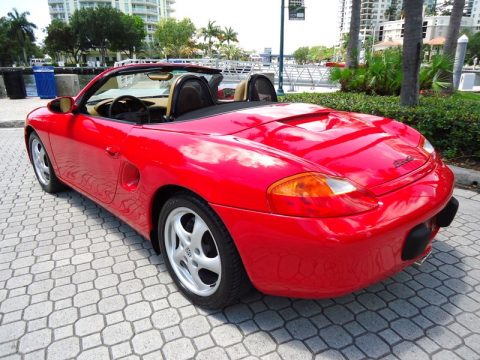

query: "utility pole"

left=278, top=0, right=285, bottom=96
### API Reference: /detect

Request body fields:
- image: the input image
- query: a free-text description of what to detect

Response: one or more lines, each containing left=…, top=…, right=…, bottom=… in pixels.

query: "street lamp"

left=278, top=0, right=285, bottom=96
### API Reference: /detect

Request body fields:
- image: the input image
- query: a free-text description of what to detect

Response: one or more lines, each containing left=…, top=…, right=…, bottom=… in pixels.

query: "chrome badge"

left=394, top=155, right=414, bottom=168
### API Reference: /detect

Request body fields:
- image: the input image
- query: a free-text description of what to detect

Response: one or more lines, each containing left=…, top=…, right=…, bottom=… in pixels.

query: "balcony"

left=49, top=7, right=65, bottom=13
left=132, top=6, right=158, bottom=15
left=132, top=0, right=157, bottom=5
left=139, top=15, right=159, bottom=23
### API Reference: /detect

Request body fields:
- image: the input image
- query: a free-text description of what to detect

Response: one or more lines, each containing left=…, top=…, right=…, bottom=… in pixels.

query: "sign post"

left=278, top=0, right=285, bottom=96
left=278, top=0, right=305, bottom=96
left=289, top=0, right=305, bottom=20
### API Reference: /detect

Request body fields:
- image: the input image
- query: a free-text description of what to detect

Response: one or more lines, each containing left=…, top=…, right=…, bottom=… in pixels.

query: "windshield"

left=87, top=70, right=214, bottom=104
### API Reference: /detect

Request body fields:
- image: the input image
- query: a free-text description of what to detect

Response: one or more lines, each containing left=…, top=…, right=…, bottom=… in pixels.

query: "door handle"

left=105, top=146, right=120, bottom=158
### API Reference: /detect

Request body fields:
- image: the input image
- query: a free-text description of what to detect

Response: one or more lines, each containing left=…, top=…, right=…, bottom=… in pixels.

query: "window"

left=422, top=21, right=428, bottom=39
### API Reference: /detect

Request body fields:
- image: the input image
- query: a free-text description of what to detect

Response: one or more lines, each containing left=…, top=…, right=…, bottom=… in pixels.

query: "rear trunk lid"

left=233, top=104, right=428, bottom=189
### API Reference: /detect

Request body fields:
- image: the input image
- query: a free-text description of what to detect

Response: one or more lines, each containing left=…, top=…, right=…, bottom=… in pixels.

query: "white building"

left=339, top=0, right=480, bottom=41
left=376, top=0, right=480, bottom=42
left=339, top=0, right=395, bottom=39
left=471, top=0, right=480, bottom=30
left=48, top=0, right=175, bottom=42
left=378, top=15, right=477, bottom=43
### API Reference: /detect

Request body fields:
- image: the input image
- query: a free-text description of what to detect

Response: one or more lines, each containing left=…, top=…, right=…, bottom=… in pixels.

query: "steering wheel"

left=108, top=95, right=150, bottom=123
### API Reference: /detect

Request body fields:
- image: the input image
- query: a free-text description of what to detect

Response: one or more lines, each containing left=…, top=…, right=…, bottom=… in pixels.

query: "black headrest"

left=247, top=74, right=278, bottom=102
left=171, top=75, right=215, bottom=118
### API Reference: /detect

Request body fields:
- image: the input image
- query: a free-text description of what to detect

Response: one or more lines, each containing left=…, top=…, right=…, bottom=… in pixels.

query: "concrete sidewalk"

left=0, top=97, right=50, bottom=126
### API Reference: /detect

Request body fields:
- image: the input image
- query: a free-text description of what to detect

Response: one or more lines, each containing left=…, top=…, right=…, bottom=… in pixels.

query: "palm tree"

left=346, top=0, right=361, bottom=68
left=7, top=8, right=37, bottom=65
left=400, top=0, right=424, bottom=106
left=199, top=20, right=221, bottom=57
left=221, top=26, right=238, bottom=46
left=385, top=5, right=397, bottom=21
left=443, top=0, right=466, bottom=90
left=220, top=44, right=242, bottom=60
left=444, top=0, right=466, bottom=57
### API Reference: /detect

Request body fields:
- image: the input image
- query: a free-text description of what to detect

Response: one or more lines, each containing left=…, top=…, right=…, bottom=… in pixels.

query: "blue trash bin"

left=32, top=66, right=57, bottom=99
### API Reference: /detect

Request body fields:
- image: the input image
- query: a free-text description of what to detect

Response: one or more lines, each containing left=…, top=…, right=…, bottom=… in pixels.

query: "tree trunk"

left=444, top=0, right=465, bottom=57
left=346, top=0, right=361, bottom=68
left=73, top=49, right=81, bottom=64
left=443, top=0, right=465, bottom=91
left=100, top=44, right=106, bottom=67
left=400, top=0, right=423, bottom=107
left=22, top=47, right=28, bottom=66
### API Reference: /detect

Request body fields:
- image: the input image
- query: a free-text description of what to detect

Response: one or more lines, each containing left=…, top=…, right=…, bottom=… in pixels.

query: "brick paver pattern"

left=1, top=128, right=480, bottom=360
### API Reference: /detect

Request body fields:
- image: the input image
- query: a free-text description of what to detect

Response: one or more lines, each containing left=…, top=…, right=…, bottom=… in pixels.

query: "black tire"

left=28, top=132, right=66, bottom=193
left=158, top=192, right=251, bottom=309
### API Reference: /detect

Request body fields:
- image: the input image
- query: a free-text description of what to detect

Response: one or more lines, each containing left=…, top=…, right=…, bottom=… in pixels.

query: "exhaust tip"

left=414, top=250, right=432, bottom=267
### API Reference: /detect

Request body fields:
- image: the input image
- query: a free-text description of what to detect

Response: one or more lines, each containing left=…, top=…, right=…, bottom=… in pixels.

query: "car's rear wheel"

left=158, top=192, right=250, bottom=308
left=29, top=132, right=65, bottom=193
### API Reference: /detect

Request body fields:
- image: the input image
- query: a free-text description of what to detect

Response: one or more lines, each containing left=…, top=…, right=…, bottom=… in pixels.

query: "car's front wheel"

left=158, top=193, right=250, bottom=308
left=29, top=132, right=65, bottom=193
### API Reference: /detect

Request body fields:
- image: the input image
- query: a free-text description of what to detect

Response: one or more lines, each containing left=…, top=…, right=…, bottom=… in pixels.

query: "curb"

left=0, top=121, right=24, bottom=128
left=449, top=165, right=480, bottom=188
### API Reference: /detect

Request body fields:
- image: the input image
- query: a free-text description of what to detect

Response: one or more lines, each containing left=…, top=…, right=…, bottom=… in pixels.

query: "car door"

left=49, top=113, right=135, bottom=204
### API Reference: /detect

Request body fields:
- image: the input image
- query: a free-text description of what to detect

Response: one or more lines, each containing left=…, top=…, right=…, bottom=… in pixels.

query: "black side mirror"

left=47, top=97, right=75, bottom=114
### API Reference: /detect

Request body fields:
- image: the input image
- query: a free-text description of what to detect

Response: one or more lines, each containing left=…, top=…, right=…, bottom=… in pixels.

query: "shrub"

left=282, top=92, right=480, bottom=159
left=330, top=49, right=452, bottom=95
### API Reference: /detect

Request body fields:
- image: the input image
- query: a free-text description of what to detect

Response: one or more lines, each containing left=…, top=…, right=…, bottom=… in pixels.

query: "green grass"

left=452, top=91, right=480, bottom=102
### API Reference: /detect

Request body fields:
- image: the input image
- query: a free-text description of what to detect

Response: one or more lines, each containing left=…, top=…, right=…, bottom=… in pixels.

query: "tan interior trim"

left=234, top=80, right=247, bottom=101
left=166, top=74, right=190, bottom=117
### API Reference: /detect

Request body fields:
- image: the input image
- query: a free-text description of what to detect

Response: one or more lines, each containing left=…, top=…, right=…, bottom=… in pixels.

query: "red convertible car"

left=25, top=63, right=458, bottom=308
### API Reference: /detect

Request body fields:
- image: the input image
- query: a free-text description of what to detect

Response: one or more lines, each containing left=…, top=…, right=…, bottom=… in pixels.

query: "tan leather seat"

left=234, top=80, right=247, bottom=101
left=166, top=74, right=186, bottom=117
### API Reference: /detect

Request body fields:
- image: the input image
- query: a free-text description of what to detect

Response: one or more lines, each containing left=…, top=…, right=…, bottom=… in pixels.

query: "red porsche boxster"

left=25, top=63, right=458, bottom=308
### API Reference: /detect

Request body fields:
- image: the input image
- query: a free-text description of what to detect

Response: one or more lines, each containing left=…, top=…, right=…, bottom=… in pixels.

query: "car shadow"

left=225, top=235, right=474, bottom=359
left=54, top=189, right=475, bottom=359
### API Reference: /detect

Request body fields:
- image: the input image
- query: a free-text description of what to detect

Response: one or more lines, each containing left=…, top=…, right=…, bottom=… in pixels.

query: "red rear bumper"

left=212, top=156, right=455, bottom=298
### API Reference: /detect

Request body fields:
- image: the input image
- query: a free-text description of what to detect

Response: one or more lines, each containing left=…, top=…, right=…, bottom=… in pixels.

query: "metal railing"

left=114, top=58, right=335, bottom=89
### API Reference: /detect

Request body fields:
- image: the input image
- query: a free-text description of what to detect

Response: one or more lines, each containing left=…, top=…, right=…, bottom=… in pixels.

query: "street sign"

left=289, top=0, right=305, bottom=20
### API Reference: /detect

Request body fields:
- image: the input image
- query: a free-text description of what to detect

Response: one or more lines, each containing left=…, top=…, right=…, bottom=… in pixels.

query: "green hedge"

left=282, top=92, right=480, bottom=159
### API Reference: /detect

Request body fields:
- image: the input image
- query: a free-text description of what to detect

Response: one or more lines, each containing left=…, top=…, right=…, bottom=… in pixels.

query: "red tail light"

left=267, top=172, right=378, bottom=218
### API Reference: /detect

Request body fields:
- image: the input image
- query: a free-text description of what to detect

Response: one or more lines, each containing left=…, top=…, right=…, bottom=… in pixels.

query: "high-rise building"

left=424, top=0, right=438, bottom=14
left=48, top=0, right=175, bottom=42
left=376, top=0, right=480, bottom=44
left=338, top=0, right=403, bottom=39
left=338, top=0, right=480, bottom=41
left=472, top=0, right=480, bottom=32
left=464, top=0, right=476, bottom=16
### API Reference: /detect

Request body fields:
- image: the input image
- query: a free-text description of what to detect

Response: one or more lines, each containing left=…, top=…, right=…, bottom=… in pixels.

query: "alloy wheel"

left=164, top=207, right=222, bottom=296
left=31, top=138, right=51, bottom=186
